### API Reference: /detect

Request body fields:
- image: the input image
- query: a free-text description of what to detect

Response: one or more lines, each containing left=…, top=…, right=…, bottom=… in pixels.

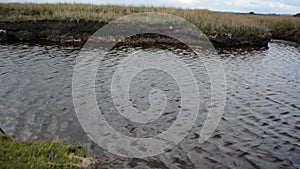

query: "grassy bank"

left=0, top=135, right=95, bottom=168
left=1, top=3, right=300, bottom=35
left=0, top=3, right=299, bottom=46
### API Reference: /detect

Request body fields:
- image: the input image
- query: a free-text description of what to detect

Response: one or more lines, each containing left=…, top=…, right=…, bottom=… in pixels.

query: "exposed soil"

left=0, top=20, right=105, bottom=46
left=0, top=20, right=276, bottom=48
left=271, top=29, right=300, bottom=44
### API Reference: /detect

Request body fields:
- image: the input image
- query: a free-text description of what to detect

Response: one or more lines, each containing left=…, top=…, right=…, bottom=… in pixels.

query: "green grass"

left=0, top=135, right=95, bottom=169
left=0, top=3, right=299, bottom=39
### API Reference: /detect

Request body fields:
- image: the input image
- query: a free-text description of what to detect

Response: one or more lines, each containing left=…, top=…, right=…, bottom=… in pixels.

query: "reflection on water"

left=0, top=42, right=300, bottom=168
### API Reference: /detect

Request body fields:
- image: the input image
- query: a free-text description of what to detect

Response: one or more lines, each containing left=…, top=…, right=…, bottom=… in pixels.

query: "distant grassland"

left=0, top=3, right=299, bottom=37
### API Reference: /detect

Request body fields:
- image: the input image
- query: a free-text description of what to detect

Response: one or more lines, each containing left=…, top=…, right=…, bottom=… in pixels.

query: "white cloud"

left=173, top=0, right=194, bottom=5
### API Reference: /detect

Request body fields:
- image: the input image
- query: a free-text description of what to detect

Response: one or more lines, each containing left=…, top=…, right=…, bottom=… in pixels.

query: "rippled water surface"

left=1, top=41, right=300, bottom=168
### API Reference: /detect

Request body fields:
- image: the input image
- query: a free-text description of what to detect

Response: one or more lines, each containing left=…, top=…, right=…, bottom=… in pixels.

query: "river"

left=0, top=41, right=299, bottom=168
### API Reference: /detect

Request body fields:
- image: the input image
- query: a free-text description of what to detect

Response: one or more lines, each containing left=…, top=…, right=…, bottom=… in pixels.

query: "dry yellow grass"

left=0, top=3, right=299, bottom=36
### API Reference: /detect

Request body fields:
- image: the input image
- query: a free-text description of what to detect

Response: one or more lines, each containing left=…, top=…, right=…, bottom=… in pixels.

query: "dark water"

left=0, top=41, right=300, bottom=168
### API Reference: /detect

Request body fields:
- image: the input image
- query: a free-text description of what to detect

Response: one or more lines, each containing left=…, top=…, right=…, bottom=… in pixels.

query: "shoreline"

left=0, top=20, right=277, bottom=49
left=1, top=3, right=299, bottom=49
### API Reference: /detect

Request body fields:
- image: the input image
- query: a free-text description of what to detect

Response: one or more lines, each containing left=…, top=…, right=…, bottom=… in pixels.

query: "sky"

left=1, top=0, right=300, bottom=14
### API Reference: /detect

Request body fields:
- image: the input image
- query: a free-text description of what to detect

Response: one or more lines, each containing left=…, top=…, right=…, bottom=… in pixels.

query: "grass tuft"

left=0, top=135, right=95, bottom=169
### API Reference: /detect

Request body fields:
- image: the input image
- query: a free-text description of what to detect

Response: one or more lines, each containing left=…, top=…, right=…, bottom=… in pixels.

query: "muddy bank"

left=271, top=29, right=300, bottom=44
left=0, top=20, right=275, bottom=48
left=0, top=20, right=105, bottom=46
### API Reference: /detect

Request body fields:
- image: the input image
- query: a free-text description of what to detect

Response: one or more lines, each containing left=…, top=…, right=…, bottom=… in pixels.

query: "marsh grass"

left=0, top=135, right=95, bottom=169
left=0, top=3, right=299, bottom=36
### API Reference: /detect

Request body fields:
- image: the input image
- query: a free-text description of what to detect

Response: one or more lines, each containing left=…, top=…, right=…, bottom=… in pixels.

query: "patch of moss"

left=0, top=135, right=95, bottom=169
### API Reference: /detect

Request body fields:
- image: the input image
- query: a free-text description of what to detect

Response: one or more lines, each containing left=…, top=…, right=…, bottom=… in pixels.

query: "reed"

left=0, top=3, right=299, bottom=36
